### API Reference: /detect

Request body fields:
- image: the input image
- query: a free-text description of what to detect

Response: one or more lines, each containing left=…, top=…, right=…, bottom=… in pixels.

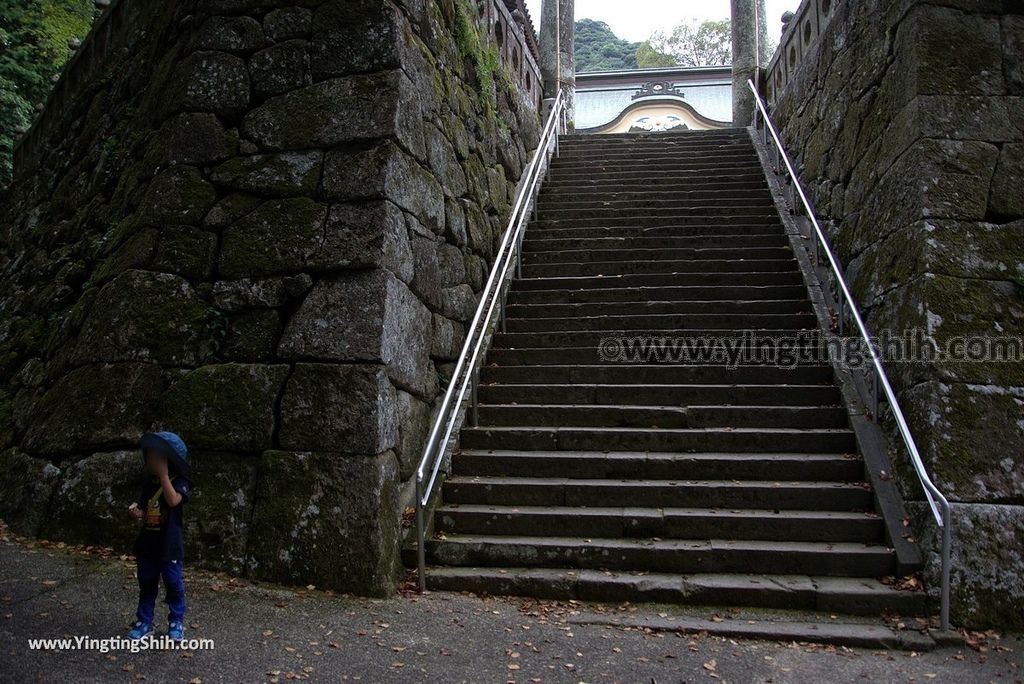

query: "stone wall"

left=769, top=0, right=1024, bottom=627
left=0, top=0, right=540, bottom=595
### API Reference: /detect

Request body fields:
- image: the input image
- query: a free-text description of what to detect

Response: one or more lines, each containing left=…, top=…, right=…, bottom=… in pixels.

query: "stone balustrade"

left=764, top=0, right=841, bottom=105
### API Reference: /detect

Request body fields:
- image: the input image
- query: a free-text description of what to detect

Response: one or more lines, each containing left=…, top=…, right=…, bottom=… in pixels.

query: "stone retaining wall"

left=769, top=0, right=1024, bottom=627
left=0, top=0, right=540, bottom=595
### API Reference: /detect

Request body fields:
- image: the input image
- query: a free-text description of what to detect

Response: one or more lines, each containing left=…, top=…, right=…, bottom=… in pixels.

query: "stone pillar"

left=539, top=0, right=575, bottom=125
left=731, top=0, right=767, bottom=126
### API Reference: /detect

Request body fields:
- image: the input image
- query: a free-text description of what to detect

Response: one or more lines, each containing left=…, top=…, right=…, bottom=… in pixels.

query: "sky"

left=522, top=0, right=800, bottom=44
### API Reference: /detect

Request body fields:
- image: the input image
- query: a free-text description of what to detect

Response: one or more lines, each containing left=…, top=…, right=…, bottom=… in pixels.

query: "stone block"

left=246, top=450, right=400, bottom=595
left=263, top=7, right=312, bottom=41
left=440, top=284, right=477, bottom=322
left=279, top=363, right=397, bottom=453
left=431, top=313, right=465, bottom=361
left=218, top=198, right=328, bottom=278
left=148, top=113, right=239, bottom=166
left=903, top=6, right=1004, bottom=96
left=437, top=242, right=466, bottom=287
left=901, top=381, right=1024, bottom=504
left=212, top=275, right=313, bottom=311
left=153, top=225, right=218, bottom=279
left=310, top=0, right=403, bottom=80
left=278, top=269, right=433, bottom=396
left=241, top=71, right=423, bottom=158
left=409, top=236, right=442, bottom=310
left=184, top=451, right=258, bottom=574
left=72, top=270, right=215, bottom=366
left=249, top=40, right=311, bottom=99
left=989, top=143, right=1024, bottom=218
left=321, top=201, right=413, bottom=281
left=139, top=166, right=217, bottom=226
left=220, top=309, right=282, bottom=362
left=40, top=450, right=143, bottom=550
left=1003, top=15, right=1024, bottom=96
left=444, top=198, right=467, bottom=247
left=322, top=141, right=443, bottom=232
left=189, top=16, right=266, bottom=53
left=210, top=151, right=322, bottom=197
left=0, top=449, right=61, bottom=536
left=158, top=363, right=288, bottom=452
left=425, top=125, right=467, bottom=198
left=203, top=192, right=262, bottom=230
left=395, top=389, right=430, bottom=479
left=167, top=51, right=250, bottom=118
left=909, top=501, right=1024, bottom=629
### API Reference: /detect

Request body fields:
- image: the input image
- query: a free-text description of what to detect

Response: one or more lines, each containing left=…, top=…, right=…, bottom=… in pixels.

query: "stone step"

left=417, top=567, right=926, bottom=618
left=458, top=425, right=857, bottom=453
left=552, top=146, right=759, bottom=160
left=452, top=450, right=861, bottom=480
left=442, top=476, right=872, bottom=510
left=508, top=284, right=809, bottom=303
left=512, top=272, right=805, bottom=291
left=503, top=299, right=812, bottom=317
left=536, top=188, right=775, bottom=203
left=489, top=329, right=822, bottom=348
left=435, top=504, right=881, bottom=542
left=503, top=312, right=817, bottom=332
left=473, top=404, right=849, bottom=429
left=477, top=383, right=842, bottom=407
left=560, top=131, right=749, bottom=145
left=485, top=343, right=822, bottom=366
left=536, top=202, right=778, bottom=221
left=523, top=223, right=785, bottom=240
left=522, top=234, right=789, bottom=252
left=530, top=214, right=780, bottom=229
left=550, top=155, right=762, bottom=170
left=520, top=259, right=799, bottom=279
left=546, top=166, right=768, bottom=183
left=419, top=535, right=893, bottom=577
left=521, top=246, right=795, bottom=265
left=541, top=175, right=770, bottom=191
left=480, top=363, right=834, bottom=384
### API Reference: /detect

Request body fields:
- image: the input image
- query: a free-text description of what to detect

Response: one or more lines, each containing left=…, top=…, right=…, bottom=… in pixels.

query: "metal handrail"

left=747, top=80, right=952, bottom=631
left=414, top=90, right=566, bottom=592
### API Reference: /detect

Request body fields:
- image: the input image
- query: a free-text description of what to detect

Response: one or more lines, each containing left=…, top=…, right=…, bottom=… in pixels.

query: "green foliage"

left=650, top=18, right=732, bottom=67
left=453, top=0, right=496, bottom=114
left=636, top=41, right=676, bottom=69
left=574, top=18, right=638, bottom=72
left=0, top=0, right=95, bottom=184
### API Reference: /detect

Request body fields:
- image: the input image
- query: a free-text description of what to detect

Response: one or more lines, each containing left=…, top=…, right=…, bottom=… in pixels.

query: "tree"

left=635, top=41, right=676, bottom=69
left=0, top=0, right=95, bottom=183
left=574, top=18, right=638, bottom=72
left=649, top=18, right=732, bottom=67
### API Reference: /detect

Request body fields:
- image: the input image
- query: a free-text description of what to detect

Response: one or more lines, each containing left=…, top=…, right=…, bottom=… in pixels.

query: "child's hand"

left=128, top=503, right=143, bottom=520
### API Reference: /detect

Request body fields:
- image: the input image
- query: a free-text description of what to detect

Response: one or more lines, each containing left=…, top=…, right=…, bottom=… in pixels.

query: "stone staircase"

left=406, top=129, right=925, bottom=618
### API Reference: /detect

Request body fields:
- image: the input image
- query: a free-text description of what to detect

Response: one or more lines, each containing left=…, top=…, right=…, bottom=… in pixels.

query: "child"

left=127, top=431, right=192, bottom=641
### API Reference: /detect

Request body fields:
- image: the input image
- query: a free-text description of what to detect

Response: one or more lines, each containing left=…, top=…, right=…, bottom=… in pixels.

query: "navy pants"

left=135, top=556, right=186, bottom=625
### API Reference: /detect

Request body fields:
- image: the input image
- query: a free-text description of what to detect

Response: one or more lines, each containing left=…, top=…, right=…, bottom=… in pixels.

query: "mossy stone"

left=72, top=270, right=216, bottom=366
left=0, top=449, right=61, bottom=536
left=40, top=451, right=143, bottom=551
left=183, top=450, right=258, bottom=574
left=22, top=363, right=163, bottom=455
left=159, top=363, right=290, bottom=452
left=245, top=449, right=400, bottom=596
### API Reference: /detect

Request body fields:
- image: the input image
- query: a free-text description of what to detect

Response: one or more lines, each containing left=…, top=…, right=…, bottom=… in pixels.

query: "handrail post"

left=941, top=506, right=952, bottom=631
left=469, top=371, right=479, bottom=426
left=415, top=477, right=426, bottom=592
